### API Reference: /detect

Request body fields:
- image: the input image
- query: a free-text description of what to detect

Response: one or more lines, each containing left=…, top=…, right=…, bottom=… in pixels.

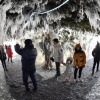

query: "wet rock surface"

left=0, top=57, right=100, bottom=100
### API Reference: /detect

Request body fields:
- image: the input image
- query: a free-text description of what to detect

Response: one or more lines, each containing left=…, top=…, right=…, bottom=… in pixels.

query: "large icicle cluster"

left=85, top=0, right=100, bottom=30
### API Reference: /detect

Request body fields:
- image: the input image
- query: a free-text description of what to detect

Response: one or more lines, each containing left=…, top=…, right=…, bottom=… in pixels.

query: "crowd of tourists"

left=0, top=37, right=99, bottom=93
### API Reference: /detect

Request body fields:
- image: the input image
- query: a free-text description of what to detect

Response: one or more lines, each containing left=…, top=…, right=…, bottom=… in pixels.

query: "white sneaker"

left=79, top=78, right=83, bottom=82
left=73, top=79, right=77, bottom=83
left=77, top=78, right=80, bottom=82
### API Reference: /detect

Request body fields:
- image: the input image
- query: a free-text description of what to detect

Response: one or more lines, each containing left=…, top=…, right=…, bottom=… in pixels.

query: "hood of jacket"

left=75, top=44, right=81, bottom=49
left=67, top=57, right=73, bottom=62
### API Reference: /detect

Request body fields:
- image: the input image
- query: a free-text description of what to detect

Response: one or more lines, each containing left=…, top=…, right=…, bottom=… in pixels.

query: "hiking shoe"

left=6, top=68, right=9, bottom=71
left=32, top=88, right=37, bottom=92
left=96, top=69, right=99, bottom=72
left=4, top=68, right=8, bottom=71
left=55, top=74, right=60, bottom=78
left=25, top=90, right=30, bottom=93
left=91, top=72, right=94, bottom=76
left=25, top=88, right=30, bottom=92
left=78, top=78, right=83, bottom=82
left=77, top=78, right=80, bottom=82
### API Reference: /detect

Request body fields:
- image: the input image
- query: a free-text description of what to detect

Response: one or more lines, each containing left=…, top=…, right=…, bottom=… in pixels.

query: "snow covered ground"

left=0, top=54, right=99, bottom=100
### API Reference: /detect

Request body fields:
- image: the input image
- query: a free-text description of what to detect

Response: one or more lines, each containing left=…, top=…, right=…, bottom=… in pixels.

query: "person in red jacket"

left=6, top=45, right=13, bottom=62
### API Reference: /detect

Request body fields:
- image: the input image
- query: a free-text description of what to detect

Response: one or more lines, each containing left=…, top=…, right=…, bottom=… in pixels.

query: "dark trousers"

left=1, top=60, right=6, bottom=68
left=23, top=72, right=37, bottom=91
left=74, top=67, right=83, bottom=79
left=55, top=62, right=60, bottom=76
left=8, top=58, right=12, bottom=62
left=92, top=59, right=100, bottom=74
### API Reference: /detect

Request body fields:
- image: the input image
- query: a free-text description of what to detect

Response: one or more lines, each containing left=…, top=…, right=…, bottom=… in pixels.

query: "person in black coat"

left=0, top=45, right=8, bottom=71
left=92, top=42, right=100, bottom=75
left=15, top=39, right=37, bottom=92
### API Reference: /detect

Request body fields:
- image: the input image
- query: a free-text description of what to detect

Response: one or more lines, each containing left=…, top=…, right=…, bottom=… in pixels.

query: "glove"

left=50, top=57, right=54, bottom=62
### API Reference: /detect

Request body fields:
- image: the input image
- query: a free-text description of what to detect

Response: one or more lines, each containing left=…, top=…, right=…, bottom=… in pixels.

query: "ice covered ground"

left=0, top=54, right=99, bottom=100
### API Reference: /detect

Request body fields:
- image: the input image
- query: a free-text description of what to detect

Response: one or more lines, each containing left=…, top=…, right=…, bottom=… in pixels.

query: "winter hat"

left=67, top=57, right=73, bottom=61
left=25, top=39, right=32, bottom=45
left=75, top=44, right=81, bottom=48
left=53, top=38, right=59, bottom=43
left=66, top=57, right=73, bottom=63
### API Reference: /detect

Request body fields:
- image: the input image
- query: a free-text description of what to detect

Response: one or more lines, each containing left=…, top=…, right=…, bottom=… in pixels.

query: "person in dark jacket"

left=92, top=42, right=100, bottom=75
left=15, top=39, right=37, bottom=92
left=0, top=45, right=8, bottom=71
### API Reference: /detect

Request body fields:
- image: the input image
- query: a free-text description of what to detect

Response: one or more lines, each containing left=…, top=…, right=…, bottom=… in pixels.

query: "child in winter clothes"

left=62, top=57, right=73, bottom=82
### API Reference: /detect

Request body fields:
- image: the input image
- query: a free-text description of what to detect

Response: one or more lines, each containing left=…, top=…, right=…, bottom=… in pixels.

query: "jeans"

left=23, top=72, right=37, bottom=91
left=55, top=62, right=60, bottom=76
left=92, top=59, right=100, bottom=74
left=74, top=67, right=83, bottom=79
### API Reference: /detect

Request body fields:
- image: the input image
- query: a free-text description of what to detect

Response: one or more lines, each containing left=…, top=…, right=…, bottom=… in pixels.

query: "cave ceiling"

left=0, top=0, right=100, bottom=39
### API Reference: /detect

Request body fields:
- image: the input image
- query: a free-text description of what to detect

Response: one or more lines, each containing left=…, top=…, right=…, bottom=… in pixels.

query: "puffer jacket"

left=15, top=44, right=37, bottom=73
left=63, top=57, right=74, bottom=76
left=92, top=47, right=100, bottom=60
left=53, top=43, right=63, bottom=62
left=73, top=44, right=86, bottom=67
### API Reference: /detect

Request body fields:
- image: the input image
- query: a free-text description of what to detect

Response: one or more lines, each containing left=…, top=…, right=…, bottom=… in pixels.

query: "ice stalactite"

left=85, top=10, right=100, bottom=30
left=0, top=1, right=12, bottom=43
left=85, top=0, right=100, bottom=30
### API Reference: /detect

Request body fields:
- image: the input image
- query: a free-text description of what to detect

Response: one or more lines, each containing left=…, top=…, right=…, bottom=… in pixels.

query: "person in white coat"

left=52, top=38, right=63, bottom=77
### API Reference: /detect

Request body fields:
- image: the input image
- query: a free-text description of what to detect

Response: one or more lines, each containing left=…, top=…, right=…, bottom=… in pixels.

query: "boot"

left=4, top=67, right=6, bottom=71
left=96, top=68, right=99, bottom=72
left=91, top=72, right=94, bottom=76
left=5, top=67, right=8, bottom=71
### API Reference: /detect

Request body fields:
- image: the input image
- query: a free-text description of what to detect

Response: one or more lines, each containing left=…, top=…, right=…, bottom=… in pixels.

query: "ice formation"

left=0, top=0, right=100, bottom=59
